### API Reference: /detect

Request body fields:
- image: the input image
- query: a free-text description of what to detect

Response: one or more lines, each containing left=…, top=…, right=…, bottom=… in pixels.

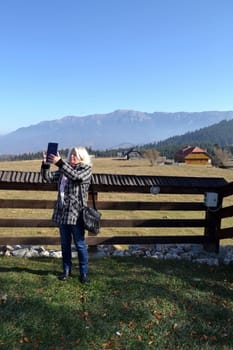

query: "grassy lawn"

left=1, top=255, right=233, bottom=350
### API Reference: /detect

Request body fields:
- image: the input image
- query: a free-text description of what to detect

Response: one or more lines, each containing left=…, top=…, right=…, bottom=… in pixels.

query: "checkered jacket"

left=41, top=159, right=92, bottom=225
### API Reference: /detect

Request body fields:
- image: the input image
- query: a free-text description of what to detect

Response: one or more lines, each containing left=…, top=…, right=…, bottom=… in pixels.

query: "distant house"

left=174, top=145, right=212, bottom=165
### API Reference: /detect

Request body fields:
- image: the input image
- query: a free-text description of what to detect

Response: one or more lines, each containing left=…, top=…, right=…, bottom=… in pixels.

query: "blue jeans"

left=59, top=222, right=88, bottom=276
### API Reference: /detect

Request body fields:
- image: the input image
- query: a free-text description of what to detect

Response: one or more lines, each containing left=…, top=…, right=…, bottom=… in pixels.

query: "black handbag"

left=79, top=180, right=101, bottom=235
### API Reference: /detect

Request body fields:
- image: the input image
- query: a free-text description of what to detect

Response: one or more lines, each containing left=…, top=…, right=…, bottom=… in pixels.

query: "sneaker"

left=79, top=274, right=89, bottom=284
left=58, top=271, right=71, bottom=281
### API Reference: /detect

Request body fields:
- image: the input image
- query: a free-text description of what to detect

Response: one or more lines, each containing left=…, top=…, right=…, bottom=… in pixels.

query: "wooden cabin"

left=174, top=146, right=212, bottom=165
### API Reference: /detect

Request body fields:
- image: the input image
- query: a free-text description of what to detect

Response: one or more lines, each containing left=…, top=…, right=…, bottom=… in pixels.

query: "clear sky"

left=1, top=0, right=233, bottom=134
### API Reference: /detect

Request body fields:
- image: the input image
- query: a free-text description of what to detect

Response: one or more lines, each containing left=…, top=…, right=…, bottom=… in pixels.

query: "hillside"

left=0, top=110, right=233, bottom=154
left=155, top=119, right=233, bottom=148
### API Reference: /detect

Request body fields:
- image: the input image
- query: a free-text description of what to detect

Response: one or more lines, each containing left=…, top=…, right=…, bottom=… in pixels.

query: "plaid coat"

left=41, top=159, right=92, bottom=225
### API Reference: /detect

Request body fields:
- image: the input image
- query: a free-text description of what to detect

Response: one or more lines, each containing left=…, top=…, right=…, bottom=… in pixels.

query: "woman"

left=41, top=146, right=92, bottom=283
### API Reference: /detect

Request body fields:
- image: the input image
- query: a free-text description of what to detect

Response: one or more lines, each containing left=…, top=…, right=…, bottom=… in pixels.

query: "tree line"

left=0, top=143, right=232, bottom=168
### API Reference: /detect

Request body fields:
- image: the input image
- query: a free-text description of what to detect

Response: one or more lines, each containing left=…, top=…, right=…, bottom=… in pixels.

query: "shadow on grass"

left=0, top=266, right=55, bottom=276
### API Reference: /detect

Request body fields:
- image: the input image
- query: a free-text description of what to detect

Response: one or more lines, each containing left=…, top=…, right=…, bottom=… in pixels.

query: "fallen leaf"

left=19, top=337, right=31, bottom=344
left=122, top=302, right=130, bottom=310
left=116, top=331, right=123, bottom=336
left=81, top=311, right=89, bottom=321
left=1, top=293, right=7, bottom=304
left=144, top=321, right=153, bottom=329
left=221, top=333, right=228, bottom=338
left=128, top=320, right=136, bottom=330
left=113, top=290, right=120, bottom=296
left=153, top=310, right=163, bottom=320
left=200, top=334, right=208, bottom=342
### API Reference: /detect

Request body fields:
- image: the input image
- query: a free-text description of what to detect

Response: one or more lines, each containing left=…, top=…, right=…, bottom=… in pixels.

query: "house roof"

left=175, top=145, right=211, bottom=159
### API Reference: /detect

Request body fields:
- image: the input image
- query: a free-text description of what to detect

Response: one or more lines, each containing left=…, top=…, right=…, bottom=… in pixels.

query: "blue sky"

left=1, top=0, right=233, bottom=134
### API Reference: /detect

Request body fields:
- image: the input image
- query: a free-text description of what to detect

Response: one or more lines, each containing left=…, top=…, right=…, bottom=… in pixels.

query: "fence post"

left=204, top=195, right=222, bottom=253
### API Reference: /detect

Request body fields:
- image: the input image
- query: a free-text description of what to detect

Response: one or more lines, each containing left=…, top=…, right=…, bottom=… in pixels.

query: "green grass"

left=1, top=256, right=233, bottom=349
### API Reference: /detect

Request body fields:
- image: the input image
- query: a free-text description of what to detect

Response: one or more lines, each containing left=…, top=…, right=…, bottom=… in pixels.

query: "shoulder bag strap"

left=79, top=176, right=96, bottom=209
left=89, top=176, right=97, bottom=210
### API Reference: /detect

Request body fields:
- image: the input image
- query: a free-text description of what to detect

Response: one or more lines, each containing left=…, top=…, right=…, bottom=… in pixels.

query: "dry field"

left=1, top=156, right=233, bottom=179
left=1, top=157, right=233, bottom=246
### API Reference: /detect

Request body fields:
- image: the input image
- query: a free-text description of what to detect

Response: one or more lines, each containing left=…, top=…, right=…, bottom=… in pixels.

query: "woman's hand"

left=43, top=151, right=61, bottom=164
left=47, top=153, right=61, bottom=164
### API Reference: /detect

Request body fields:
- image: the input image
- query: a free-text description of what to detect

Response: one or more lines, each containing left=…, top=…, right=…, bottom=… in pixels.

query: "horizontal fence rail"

left=0, top=218, right=208, bottom=228
left=0, top=171, right=232, bottom=252
left=0, top=199, right=206, bottom=210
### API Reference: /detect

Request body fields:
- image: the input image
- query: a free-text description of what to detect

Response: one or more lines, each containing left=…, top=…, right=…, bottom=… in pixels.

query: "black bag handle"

left=79, top=176, right=96, bottom=210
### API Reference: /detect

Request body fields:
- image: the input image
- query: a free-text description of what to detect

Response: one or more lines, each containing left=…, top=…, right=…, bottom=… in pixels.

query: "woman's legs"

left=72, top=223, right=88, bottom=277
left=59, top=224, right=72, bottom=274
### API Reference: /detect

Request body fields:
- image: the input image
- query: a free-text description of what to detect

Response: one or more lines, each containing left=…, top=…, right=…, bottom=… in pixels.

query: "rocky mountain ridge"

left=1, top=110, right=233, bottom=155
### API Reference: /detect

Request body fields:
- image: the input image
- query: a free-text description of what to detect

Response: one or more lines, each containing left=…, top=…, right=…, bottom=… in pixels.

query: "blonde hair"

left=67, top=146, right=92, bottom=166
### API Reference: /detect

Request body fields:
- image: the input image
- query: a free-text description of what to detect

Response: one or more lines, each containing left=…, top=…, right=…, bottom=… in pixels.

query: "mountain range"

left=1, top=110, right=233, bottom=155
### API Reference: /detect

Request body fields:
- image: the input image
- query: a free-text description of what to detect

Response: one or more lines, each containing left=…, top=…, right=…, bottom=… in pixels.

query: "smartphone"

left=46, top=142, right=58, bottom=163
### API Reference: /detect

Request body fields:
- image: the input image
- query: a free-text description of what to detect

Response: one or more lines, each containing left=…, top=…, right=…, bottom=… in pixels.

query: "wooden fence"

left=0, top=171, right=233, bottom=253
